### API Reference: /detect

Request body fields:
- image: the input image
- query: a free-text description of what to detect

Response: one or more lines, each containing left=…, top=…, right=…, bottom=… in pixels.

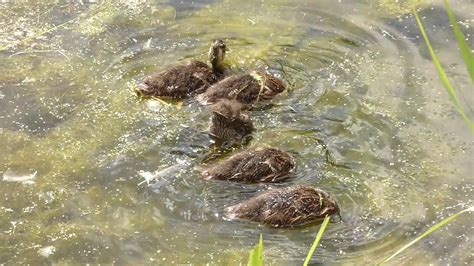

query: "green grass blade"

left=444, top=0, right=474, bottom=82
left=247, top=234, right=263, bottom=266
left=380, top=206, right=474, bottom=264
left=414, top=11, right=474, bottom=133
left=303, top=215, right=331, bottom=266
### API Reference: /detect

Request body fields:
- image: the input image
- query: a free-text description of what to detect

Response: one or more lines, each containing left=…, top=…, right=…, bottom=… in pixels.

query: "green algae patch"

left=74, top=2, right=118, bottom=36
left=375, top=0, right=426, bottom=15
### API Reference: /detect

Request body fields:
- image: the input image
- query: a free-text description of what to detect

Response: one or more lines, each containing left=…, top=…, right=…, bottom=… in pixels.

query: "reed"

left=246, top=216, right=332, bottom=266
left=443, top=0, right=474, bottom=82
left=244, top=2, right=474, bottom=264
left=380, top=206, right=473, bottom=264
left=414, top=9, right=474, bottom=132
left=247, top=234, right=263, bottom=266
left=303, top=215, right=331, bottom=266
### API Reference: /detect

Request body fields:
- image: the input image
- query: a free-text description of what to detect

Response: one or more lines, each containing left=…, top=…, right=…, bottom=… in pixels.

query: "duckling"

left=201, top=147, right=295, bottom=183
left=137, top=39, right=228, bottom=98
left=226, top=185, right=340, bottom=228
left=196, top=71, right=286, bottom=106
left=208, top=99, right=253, bottom=147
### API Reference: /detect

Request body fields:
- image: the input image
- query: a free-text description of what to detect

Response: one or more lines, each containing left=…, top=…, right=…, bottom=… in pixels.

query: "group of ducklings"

left=137, top=40, right=340, bottom=228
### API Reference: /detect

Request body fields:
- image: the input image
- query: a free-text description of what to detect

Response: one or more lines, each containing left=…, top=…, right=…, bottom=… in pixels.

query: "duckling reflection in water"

left=201, top=147, right=295, bottom=183
left=208, top=99, right=253, bottom=148
left=226, top=186, right=340, bottom=228
left=137, top=39, right=228, bottom=98
left=196, top=71, right=286, bottom=106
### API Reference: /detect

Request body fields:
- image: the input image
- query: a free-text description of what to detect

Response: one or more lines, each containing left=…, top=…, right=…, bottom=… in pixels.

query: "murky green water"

left=1, top=0, right=473, bottom=264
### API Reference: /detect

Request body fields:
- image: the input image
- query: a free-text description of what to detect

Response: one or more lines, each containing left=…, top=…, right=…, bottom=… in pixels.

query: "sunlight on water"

left=0, top=0, right=473, bottom=264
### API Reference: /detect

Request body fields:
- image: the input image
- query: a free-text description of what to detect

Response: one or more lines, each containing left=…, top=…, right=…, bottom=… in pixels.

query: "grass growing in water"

left=380, top=206, right=473, bottom=264
left=414, top=8, right=474, bottom=132
left=443, top=0, right=474, bottom=82
left=247, top=234, right=263, bottom=266
left=303, top=215, right=331, bottom=266
left=245, top=2, right=473, bottom=264
left=376, top=3, right=474, bottom=262
left=246, top=216, right=331, bottom=266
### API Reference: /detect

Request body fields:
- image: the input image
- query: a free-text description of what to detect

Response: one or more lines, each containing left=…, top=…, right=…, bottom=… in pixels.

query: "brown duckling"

left=208, top=99, right=253, bottom=147
left=137, top=39, right=228, bottom=98
left=226, top=185, right=340, bottom=228
left=201, top=147, right=295, bottom=183
left=196, top=71, right=286, bottom=106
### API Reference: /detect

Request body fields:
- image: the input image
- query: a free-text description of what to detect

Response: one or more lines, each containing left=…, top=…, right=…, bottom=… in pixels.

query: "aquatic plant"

left=246, top=215, right=331, bottom=266
left=247, top=234, right=263, bottom=266
left=377, top=0, right=474, bottom=132
left=414, top=8, right=474, bottom=132
left=378, top=0, right=426, bottom=15
left=380, top=206, right=473, bottom=264
left=303, top=215, right=331, bottom=266
left=443, top=0, right=474, bottom=82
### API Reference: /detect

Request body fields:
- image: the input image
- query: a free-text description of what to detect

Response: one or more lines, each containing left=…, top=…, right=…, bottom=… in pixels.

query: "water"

left=1, top=0, right=473, bottom=264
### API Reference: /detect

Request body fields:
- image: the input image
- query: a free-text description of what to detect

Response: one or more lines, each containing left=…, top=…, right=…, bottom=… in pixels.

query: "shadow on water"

left=0, top=0, right=473, bottom=264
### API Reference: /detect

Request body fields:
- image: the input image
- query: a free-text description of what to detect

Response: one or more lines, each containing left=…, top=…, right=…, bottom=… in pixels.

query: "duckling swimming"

left=226, top=185, right=340, bottom=228
left=196, top=71, right=286, bottom=106
left=137, top=39, right=228, bottom=98
left=201, top=147, right=295, bottom=183
left=208, top=99, right=253, bottom=147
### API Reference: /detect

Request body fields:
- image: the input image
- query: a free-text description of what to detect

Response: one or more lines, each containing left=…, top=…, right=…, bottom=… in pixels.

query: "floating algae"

left=0, top=0, right=473, bottom=264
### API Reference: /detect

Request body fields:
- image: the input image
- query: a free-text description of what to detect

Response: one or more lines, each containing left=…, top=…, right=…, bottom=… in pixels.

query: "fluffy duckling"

left=208, top=99, right=253, bottom=147
left=196, top=71, right=286, bottom=106
left=137, top=39, right=228, bottom=98
left=226, top=186, right=340, bottom=228
left=201, top=147, right=295, bottom=183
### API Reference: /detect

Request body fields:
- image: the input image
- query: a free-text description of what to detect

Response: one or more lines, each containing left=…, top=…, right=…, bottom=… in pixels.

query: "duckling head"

left=209, top=99, right=253, bottom=147
left=209, top=39, right=227, bottom=72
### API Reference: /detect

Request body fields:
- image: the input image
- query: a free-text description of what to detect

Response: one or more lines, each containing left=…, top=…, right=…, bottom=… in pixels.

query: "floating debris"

left=137, top=159, right=188, bottom=186
left=2, top=169, right=37, bottom=185
left=37, top=246, right=56, bottom=258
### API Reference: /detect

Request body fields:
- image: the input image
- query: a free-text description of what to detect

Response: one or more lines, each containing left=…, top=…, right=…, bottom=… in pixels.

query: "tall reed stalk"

left=414, top=2, right=474, bottom=132
left=303, top=215, right=331, bottom=266
left=380, top=206, right=473, bottom=264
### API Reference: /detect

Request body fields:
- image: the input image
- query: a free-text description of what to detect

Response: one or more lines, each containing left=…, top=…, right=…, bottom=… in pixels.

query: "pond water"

left=0, top=0, right=473, bottom=264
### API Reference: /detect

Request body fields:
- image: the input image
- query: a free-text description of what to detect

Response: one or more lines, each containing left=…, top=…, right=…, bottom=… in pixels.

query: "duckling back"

left=137, top=61, right=219, bottom=98
left=202, top=147, right=295, bottom=182
left=226, top=185, right=340, bottom=228
left=197, top=72, right=286, bottom=105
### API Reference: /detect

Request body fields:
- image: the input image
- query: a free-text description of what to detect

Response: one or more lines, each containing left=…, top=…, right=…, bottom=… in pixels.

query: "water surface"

left=0, top=0, right=473, bottom=264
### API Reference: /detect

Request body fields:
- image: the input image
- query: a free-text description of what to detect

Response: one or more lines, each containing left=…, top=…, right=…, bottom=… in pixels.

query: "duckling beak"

left=135, top=81, right=151, bottom=97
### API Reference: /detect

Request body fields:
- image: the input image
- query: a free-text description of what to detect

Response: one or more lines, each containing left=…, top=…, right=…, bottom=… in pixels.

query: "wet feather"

left=226, top=186, right=340, bottom=228
left=197, top=71, right=286, bottom=105
left=202, top=147, right=295, bottom=183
